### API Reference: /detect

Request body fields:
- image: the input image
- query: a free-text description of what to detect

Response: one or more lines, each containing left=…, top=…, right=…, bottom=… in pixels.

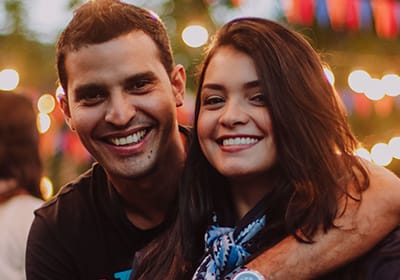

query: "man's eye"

left=78, top=91, right=106, bottom=105
left=134, top=80, right=148, bottom=89
left=127, top=80, right=152, bottom=93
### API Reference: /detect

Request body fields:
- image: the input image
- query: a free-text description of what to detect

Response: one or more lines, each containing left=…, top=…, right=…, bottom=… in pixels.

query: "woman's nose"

left=219, top=99, right=249, bottom=127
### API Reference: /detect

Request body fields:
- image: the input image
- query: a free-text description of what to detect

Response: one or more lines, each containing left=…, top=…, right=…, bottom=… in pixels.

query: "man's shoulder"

left=357, top=225, right=400, bottom=279
left=35, top=163, right=107, bottom=217
left=368, top=225, right=400, bottom=259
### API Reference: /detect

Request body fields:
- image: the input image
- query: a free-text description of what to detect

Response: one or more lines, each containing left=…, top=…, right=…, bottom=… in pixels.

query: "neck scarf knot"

left=193, top=214, right=266, bottom=279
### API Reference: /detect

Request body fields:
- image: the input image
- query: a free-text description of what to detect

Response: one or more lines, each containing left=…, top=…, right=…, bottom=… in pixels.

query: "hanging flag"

left=280, top=0, right=301, bottom=24
left=359, top=0, right=373, bottom=30
left=316, top=0, right=330, bottom=27
left=371, top=0, right=398, bottom=38
left=299, top=0, right=315, bottom=25
left=326, top=0, right=348, bottom=30
left=346, top=0, right=361, bottom=30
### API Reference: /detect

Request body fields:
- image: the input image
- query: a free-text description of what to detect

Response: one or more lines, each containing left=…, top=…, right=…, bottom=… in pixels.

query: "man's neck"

left=110, top=130, right=186, bottom=229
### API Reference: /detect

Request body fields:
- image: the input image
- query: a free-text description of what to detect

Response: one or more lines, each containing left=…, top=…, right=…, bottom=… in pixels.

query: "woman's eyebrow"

left=202, top=83, right=225, bottom=91
left=243, top=80, right=260, bottom=89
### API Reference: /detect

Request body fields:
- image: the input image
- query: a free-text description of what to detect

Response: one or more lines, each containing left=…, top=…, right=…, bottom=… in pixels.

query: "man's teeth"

left=111, top=130, right=146, bottom=146
left=222, top=137, right=258, bottom=146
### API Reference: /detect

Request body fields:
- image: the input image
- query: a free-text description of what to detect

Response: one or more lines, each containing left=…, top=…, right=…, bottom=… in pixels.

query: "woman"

left=132, top=18, right=400, bottom=279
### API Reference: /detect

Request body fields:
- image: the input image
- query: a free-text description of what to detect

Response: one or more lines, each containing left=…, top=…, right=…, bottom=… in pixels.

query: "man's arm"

left=247, top=161, right=400, bottom=279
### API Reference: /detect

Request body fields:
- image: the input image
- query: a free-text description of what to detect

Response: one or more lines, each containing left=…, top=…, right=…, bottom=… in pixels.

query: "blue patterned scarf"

left=192, top=214, right=266, bottom=279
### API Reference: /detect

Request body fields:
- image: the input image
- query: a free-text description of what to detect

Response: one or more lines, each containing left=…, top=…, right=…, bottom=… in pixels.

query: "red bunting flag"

left=371, top=0, right=398, bottom=38
left=326, top=0, right=347, bottom=30
left=346, top=0, right=361, bottom=30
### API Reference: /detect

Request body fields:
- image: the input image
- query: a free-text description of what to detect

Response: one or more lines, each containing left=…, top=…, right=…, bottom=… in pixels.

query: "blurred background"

left=0, top=0, right=399, bottom=199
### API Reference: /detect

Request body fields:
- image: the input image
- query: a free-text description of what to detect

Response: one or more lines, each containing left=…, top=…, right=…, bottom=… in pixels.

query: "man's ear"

left=59, top=94, right=76, bottom=131
left=171, top=64, right=186, bottom=107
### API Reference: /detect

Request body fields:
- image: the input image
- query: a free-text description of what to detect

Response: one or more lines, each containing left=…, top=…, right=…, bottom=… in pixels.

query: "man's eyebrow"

left=123, top=71, right=158, bottom=87
left=74, top=84, right=105, bottom=99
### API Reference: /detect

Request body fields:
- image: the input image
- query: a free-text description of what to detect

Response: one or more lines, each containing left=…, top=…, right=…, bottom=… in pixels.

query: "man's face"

left=61, top=31, right=185, bottom=182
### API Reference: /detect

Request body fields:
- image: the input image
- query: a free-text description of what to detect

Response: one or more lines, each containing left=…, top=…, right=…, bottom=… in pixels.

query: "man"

left=26, top=1, right=400, bottom=279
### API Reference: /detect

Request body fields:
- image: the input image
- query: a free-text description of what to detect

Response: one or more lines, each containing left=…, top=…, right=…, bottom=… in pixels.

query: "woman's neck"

left=229, top=175, right=274, bottom=220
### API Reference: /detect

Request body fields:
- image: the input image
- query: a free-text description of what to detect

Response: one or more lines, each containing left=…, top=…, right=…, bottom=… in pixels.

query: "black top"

left=320, top=225, right=400, bottom=280
left=26, top=163, right=165, bottom=280
left=26, top=126, right=191, bottom=280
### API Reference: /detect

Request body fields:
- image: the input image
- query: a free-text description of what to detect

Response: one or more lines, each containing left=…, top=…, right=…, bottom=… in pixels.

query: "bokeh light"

left=388, top=137, right=400, bottom=159
left=38, top=94, right=56, bottom=114
left=381, top=74, right=400, bottom=97
left=182, top=25, right=209, bottom=48
left=40, top=176, right=54, bottom=200
left=55, top=85, right=65, bottom=102
left=370, top=143, right=392, bottom=166
left=0, top=69, right=20, bottom=91
left=348, top=69, right=371, bottom=93
left=355, top=147, right=371, bottom=162
left=364, top=78, right=385, bottom=101
left=323, top=67, right=335, bottom=85
left=37, top=113, right=51, bottom=134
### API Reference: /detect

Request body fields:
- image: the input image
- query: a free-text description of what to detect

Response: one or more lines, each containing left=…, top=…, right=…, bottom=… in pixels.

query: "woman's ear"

left=171, top=64, right=186, bottom=107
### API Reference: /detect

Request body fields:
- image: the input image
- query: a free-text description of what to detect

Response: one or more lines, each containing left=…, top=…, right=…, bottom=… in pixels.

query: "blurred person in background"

left=0, top=90, right=44, bottom=280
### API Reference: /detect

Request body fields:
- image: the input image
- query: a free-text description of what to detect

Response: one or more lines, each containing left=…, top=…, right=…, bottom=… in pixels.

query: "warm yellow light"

left=370, top=143, right=392, bottom=166
left=355, top=147, right=371, bottom=162
left=364, top=78, right=385, bottom=101
left=182, top=25, right=209, bottom=48
left=348, top=70, right=370, bottom=93
left=55, top=85, right=65, bottom=102
left=38, top=94, right=56, bottom=114
left=388, top=137, right=400, bottom=159
left=381, top=74, right=400, bottom=97
left=37, top=113, right=51, bottom=134
left=0, top=69, right=20, bottom=91
left=40, top=176, right=54, bottom=200
left=323, top=67, right=335, bottom=86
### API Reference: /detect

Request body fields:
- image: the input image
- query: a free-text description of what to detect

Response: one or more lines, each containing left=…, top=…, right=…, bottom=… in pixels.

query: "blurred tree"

left=0, top=0, right=56, bottom=92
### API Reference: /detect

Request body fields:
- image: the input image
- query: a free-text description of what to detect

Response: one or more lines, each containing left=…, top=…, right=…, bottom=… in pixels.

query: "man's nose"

left=104, top=92, right=136, bottom=126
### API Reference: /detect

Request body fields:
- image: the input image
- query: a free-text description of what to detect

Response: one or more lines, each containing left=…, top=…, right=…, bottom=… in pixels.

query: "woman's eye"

left=203, top=96, right=224, bottom=106
left=250, top=93, right=266, bottom=105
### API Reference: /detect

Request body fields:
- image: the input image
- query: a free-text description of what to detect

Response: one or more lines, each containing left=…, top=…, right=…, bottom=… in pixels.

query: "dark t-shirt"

left=26, top=163, right=166, bottom=280
left=320, top=225, right=400, bottom=280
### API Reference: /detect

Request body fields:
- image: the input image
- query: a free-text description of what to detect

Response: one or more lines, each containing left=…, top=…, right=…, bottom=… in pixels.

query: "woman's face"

left=197, top=46, right=277, bottom=182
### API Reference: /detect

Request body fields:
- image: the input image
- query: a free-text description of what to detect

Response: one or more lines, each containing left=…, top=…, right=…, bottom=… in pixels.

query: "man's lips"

left=104, top=128, right=149, bottom=146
